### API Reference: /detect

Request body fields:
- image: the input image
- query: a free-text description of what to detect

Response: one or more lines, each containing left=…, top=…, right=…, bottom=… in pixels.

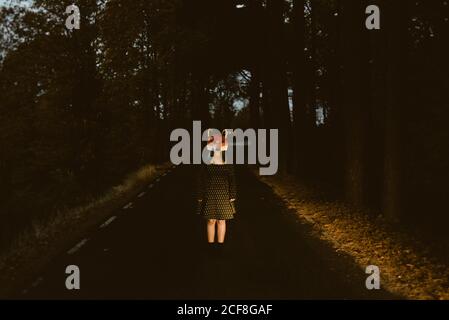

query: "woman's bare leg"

left=217, top=220, right=226, bottom=243
left=207, top=219, right=217, bottom=243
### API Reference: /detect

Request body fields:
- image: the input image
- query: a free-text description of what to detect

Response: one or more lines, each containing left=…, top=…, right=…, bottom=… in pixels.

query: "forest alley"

left=17, top=166, right=396, bottom=300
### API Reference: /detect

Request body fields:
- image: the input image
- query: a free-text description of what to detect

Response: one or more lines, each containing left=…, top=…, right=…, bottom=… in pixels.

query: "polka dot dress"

left=196, top=164, right=237, bottom=220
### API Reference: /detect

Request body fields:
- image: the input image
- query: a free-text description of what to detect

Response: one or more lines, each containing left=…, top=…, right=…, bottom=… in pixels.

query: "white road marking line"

left=100, top=216, right=117, bottom=229
left=67, top=239, right=88, bottom=255
left=138, top=191, right=146, bottom=198
left=31, top=277, right=44, bottom=288
left=123, top=202, right=133, bottom=209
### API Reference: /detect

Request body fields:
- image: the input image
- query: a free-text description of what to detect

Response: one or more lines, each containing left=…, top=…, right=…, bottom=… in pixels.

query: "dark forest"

left=0, top=0, right=448, bottom=299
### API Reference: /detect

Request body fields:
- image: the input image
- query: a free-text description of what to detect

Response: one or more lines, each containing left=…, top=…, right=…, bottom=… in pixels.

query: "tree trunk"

left=383, top=0, right=407, bottom=220
left=266, top=0, right=291, bottom=173
left=291, top=0, right=307, bottom=176
left=248, top=69, right=261, bottom=129
left=340, top=0, right=367, bottom=207
left=327, top=0, right=345, bottom=190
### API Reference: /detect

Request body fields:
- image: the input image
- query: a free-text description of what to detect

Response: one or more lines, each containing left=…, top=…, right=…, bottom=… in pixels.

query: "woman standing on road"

left=197, top=130, right=236, bottom=253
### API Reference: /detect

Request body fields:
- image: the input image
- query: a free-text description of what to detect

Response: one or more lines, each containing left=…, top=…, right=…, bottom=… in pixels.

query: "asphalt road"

left=20, top=166, right=396, bottom=299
